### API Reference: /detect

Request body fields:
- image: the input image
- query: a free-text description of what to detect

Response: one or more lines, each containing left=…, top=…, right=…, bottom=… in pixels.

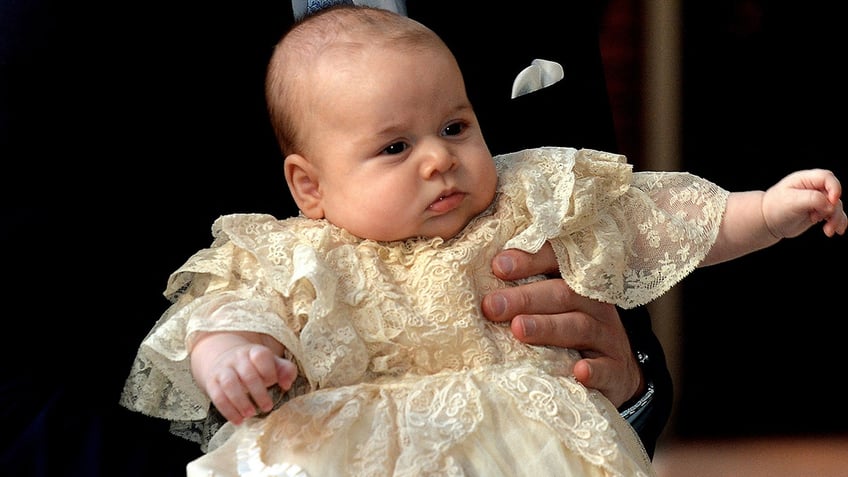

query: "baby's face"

left=297, top=43, right=497, bottom=242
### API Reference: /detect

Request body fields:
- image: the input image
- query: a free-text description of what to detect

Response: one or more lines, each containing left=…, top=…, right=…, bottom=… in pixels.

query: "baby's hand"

left=763, top=169, right=847, bottom=238
left=194, top=339, right=298, bottom=425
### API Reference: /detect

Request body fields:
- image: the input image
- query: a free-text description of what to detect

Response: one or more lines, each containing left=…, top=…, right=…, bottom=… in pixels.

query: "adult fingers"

left=507, top=296, right=617, bottom=349
left=572, top=356, right=640, bottom=408
left=482, top=275, right=607, bottom=324
left=490, top=244, right=559, bottom=281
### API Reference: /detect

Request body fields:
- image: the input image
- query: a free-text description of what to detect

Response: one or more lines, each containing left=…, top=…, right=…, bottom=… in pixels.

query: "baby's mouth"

left=428, top=192, right=465, bottom=213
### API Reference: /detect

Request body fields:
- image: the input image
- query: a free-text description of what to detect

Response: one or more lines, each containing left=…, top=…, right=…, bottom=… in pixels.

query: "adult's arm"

left=615, top=304, right=673, bottom=458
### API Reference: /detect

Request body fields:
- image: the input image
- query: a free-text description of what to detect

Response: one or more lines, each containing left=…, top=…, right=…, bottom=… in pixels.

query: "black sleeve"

left=617, top=306, right=674, bottom=458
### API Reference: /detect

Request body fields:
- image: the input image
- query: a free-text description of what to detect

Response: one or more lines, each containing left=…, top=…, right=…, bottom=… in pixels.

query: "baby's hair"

left=265, top=5, right=450, bottom=156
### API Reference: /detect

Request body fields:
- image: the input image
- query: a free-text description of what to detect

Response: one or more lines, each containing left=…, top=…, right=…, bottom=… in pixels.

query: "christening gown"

left=121, top=147, right=729, bottom=477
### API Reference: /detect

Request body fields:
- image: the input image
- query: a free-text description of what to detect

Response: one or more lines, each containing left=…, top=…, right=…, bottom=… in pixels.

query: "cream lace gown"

left=121, top=147, right=728, bottom=477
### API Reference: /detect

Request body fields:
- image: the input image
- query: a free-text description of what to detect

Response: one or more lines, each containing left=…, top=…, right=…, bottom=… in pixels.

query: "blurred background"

left=2, top=0, right=846, bottom=475
left=600, top=0, right=848, bottom=475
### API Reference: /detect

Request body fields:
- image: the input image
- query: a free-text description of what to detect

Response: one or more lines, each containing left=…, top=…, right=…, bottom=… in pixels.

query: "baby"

left=121, top=6, right=846, bottom=477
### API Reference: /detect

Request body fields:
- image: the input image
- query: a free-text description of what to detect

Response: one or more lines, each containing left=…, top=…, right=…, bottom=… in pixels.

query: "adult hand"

left=481, top=244, right=644, bottom=408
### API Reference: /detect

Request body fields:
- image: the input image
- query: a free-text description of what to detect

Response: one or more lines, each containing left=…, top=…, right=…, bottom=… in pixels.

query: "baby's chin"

left=414, top=214, right=480, bottom=243
left=368, top=205, right=485, bottom=243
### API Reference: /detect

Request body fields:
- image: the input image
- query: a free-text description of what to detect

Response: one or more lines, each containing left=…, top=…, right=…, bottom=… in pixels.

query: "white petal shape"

left=510, top=58, right=565, bottom=99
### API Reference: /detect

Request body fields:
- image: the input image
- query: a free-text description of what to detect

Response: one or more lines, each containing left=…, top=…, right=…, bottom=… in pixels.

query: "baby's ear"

left=284, top=154, right=324, bottom=219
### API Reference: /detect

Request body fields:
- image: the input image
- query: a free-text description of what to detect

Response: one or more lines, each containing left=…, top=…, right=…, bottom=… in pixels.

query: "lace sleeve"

left=118, top=214, right=294, bottom=441
left=551, top=162, right=729, bottom=308
left=118, top=237, right=301, bottom=445
left=497, top=147, right=729, bottom=308
left=120, top=214, right=372, bottom=449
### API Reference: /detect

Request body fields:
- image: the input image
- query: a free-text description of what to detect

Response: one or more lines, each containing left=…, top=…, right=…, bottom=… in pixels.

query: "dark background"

left=676, top=1, right=847, bottom=439
left=2, top=1, right=846, bottom=475
left=603, top=0, right=847, bottom=441
left=2, top=2, right=296, bottom=476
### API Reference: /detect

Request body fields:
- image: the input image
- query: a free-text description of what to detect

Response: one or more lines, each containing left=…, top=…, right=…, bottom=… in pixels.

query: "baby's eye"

left=382, top=141, right=408, bottom=155
left=442, top=122, right=465, bottom=137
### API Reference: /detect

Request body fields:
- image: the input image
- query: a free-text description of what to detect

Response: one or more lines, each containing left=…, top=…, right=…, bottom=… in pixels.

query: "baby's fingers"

left=820, top=169, right=843, bottom=205
left=821, top=199, right=847, bottom=237
left=276, top=358, right=298, bottom=390
left=241, top=346, right=287, bottom=414
left=207, top=367, right=259, bottom=424
left=800, top=169, right=847, bottom=236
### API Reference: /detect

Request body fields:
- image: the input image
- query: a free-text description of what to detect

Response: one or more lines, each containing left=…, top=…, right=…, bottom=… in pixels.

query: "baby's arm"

left=190, top=331, right=298, bottom=425
left=703, top=169, right=847, bottom=266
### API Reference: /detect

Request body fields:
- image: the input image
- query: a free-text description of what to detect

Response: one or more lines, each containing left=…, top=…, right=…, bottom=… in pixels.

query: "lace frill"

left=497, top=147, right=728, bottom=308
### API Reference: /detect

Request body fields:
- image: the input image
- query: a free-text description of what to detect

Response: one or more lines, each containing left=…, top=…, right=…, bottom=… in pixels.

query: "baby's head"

left=265, top=6, right=497, bottom=242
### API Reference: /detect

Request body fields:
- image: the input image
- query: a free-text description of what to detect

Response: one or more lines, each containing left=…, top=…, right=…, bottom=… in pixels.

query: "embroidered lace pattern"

left=121, top=147, right=728, bottom=476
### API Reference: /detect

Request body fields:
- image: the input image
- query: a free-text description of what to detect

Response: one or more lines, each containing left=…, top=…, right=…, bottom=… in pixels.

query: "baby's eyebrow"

left=448, top=102, right=475, bottom=116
